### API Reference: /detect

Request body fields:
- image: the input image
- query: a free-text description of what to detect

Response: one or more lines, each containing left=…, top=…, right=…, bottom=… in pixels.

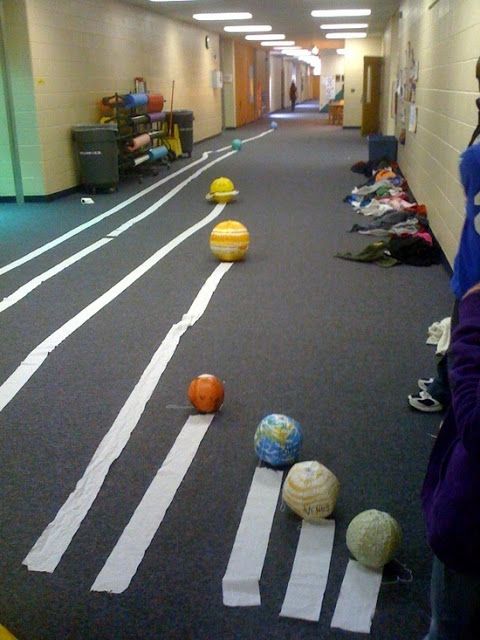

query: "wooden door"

left=234, top=42, right=256, bottom=127
left=361, top=56, right=382, bottom=136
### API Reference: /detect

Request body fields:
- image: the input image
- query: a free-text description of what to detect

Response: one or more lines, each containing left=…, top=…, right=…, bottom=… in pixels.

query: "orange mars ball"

left=188, top=374, right=225, bottom=413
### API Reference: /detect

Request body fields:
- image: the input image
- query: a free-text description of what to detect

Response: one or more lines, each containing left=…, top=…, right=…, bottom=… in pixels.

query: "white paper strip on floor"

left=0, top=149, right=236, bottom=313
left=0, top=238, right=113, bottom=314
left=330, top=559, right=383, bottom=634
left=23, top=262, right=232, bottom=573
left=0, top=152, right=211, bottom=277
left=279, top=519, right=335, bottom=621
left=214, top=128, right=273, bottom=152
left=0, top=203, right=226, bottom=414
left=91, top=413, right=214, bottom=593
left=0, top=126, right=273, bottom=278
left=222, top=467, right=283, bottom=607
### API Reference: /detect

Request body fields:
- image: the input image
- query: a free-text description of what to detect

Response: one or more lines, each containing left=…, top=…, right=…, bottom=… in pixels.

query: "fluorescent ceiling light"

left=311, top=9, right=371, bottom=17
left=246, top=34, right=285, bottom=40
left=320, top=23, right=368, bottom=29
left=337, top=48, right=346, bottom=55
left=261, top=40, right=295, bottom=46
left=274, top=46, right=301, bottom=50
left=325, top=32, right=367, bottom=38
left=193, top=12, right=252, bottom=21
left=224, top=25, right=272, bottom=32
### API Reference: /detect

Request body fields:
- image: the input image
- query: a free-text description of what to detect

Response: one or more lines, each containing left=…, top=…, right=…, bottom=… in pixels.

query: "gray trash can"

left=72, top=124, right=119, bottom=192
left=172, top=110, right=194, bottom=157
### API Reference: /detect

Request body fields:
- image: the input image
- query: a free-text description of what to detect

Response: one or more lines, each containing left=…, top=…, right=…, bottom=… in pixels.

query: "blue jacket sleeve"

left=449, top=291, right=480, bottom=454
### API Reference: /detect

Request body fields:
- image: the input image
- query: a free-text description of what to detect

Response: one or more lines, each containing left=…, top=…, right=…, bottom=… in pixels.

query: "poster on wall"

left=408, top=104, right=418, bottom=133
left=325, top=76, right=336, bottom=100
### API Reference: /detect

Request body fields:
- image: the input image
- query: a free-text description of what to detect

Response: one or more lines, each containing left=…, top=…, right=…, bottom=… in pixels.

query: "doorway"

left=361, top=56, right=382, bottom=136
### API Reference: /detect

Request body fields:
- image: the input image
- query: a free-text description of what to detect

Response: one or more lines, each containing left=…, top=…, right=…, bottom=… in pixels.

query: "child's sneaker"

left=417, top=377, right=434, bottom=392
left=408, top=390, right=444, bottom=413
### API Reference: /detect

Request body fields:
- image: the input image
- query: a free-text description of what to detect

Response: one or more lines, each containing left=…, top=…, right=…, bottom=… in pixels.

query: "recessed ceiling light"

left=311, top=9, right=371, bottom=17
left=245, top=34, right=285, bottom=40
left=261, top=40, right=295, bottom=46
left=325, top=32, right=367, bottom=38
left=193, top=12, right=252, bottom=21
left=224, top=25, right=272, bottom=32
left=337, top=48, right=346, bottom=55
left=320, top=23, right=368, bottom=29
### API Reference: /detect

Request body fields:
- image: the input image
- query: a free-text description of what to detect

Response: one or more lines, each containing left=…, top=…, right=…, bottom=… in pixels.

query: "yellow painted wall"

left=221, top=39, right=236, bottom=128
left=343, top=38, right=382, bottom=127
left=380, top=0, right=480, bottom=265
left=380, top=13, right=399, bottom=136
left=3, top=0, right=222, bottom=196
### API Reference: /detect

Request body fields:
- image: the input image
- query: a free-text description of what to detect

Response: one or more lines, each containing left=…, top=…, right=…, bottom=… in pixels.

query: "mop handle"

left=169, top=80, right=175, bottom=136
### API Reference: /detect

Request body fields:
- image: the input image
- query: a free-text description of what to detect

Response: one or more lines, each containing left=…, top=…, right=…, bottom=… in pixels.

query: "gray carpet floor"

left=0, top=102, right=453, bottom=639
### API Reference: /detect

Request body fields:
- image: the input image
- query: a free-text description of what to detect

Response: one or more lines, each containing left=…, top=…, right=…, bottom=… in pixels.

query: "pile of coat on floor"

left=335, top=160, right=443, bottom=267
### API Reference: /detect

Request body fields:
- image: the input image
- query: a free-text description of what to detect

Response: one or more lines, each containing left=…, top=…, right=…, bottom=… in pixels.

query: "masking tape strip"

left=222, top=467, right=283, bottom=607
left=330, top=559, right=383, bottom=634
left=23, top=262, right=232, bottom=573
left=280, top=519, right=335, bottom=621
left=0, top=204, right=226, bottom=414
left=91, top=413, right=214, bottom=593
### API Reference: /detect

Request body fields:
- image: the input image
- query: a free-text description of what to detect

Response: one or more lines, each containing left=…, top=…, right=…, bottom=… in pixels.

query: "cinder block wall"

left=343, top=38, right=382, bottom=127
left=380, top=0, right=480, bottom=265
left=3, top=0, right=222, bottom=197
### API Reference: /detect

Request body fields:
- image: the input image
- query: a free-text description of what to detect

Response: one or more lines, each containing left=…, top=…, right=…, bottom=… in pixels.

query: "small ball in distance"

left=208, top=176, right=236, bottom=203
left=231, top=138, right=242, bottom=151
left=270, top=121, right=278, bottom=130
left=188, top=374, right=224, bottom=413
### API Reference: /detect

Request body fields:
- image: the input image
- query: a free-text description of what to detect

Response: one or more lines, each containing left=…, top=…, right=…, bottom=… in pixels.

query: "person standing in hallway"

left=421, top=280, right=480, bottom=639
left=289, top=81, right=297, bottom=112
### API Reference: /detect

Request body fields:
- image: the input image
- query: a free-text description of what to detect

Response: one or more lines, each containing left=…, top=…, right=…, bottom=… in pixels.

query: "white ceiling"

left=122, top=0, right=400, bottom=49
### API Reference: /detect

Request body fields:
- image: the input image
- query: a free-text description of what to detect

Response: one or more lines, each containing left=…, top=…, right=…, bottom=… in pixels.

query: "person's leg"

left=426, top=355, right=450, bottom=405
left=424, top=556, right=480, bottom=639
left=426, top=299, right=461, bottom=403
left=410, top=300, right=459, bottom=412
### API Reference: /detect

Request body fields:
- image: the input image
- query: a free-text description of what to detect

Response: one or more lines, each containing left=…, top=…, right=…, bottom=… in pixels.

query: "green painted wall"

left=0, top=9, right=15, bottom=196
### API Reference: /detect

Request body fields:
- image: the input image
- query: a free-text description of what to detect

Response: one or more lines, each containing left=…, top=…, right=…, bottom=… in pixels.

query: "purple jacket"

left=421, top=291, right=480, bottom=574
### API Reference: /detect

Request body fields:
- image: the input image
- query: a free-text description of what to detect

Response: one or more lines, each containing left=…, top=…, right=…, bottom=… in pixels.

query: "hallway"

left=0, top=104, right=453, bottom=639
